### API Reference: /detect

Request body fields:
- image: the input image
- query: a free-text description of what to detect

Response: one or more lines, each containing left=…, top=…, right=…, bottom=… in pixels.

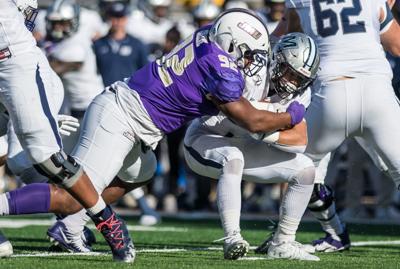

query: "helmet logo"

left=237, top=22, right=261, bottom=40
left=281, top=35, right=298, bottom=49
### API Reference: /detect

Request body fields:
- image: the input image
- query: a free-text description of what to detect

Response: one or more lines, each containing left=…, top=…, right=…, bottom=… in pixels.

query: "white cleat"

left=268, top=241, right=320, bottom=261
left=0, top=231, right=13, bottom=258
left=222, top=233, right=249, bottom=260
left=139, top=214, right=160, bottom=226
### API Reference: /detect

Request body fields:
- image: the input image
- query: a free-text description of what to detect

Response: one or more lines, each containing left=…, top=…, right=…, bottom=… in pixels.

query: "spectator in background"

left=259, top=0, right=285, bottom=33
left=93, top=2, right=148, bottom=87
left=33, top=0, right=107, bottom=42
left=192, top=0, right=220, bottom=28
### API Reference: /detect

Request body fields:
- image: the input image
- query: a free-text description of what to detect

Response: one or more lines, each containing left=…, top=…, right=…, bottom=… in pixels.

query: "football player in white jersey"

left=184, top=32, right=321, bottom=261
left=43, top=0, right=104, bottom=149
left=33, top=1, right=108, bottom=42
left=0, top=0, right=137, bottom=262
left=265, top=0, right=400, bottom=253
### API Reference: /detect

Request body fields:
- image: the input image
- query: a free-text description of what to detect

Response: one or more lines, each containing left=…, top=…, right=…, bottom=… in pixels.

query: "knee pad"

left=33, top=151, right=83, bottom=188
left=307, top=183, right=334, bottom=213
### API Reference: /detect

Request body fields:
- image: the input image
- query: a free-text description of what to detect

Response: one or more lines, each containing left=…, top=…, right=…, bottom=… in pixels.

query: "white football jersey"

left=0, top=0, right=36, bottom=56
left=200, top=67, right=270, bottom=137
left=286, top=0, right=393, bottom=80
left=48, top=31, right=104, bottom=111
left=34, top=7, right=108, bottom=41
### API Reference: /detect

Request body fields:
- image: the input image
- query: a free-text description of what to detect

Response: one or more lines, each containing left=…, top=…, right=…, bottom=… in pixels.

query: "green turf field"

left=0, top=216, right=399, bottom=269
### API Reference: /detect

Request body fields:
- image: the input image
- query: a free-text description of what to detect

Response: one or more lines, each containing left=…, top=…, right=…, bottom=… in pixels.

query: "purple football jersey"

left=127, top=25, right=245, bottom=134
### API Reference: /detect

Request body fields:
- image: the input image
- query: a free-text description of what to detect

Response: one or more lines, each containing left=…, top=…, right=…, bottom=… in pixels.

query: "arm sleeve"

left=51, top=42, right=86, bottom=63
left=379, top=1, right=394, bottom=34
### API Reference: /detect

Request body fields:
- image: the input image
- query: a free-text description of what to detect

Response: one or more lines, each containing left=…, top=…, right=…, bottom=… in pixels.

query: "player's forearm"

left=243, top=111, right=292, bottom=133
left=276, top=120, right=307, bottom=146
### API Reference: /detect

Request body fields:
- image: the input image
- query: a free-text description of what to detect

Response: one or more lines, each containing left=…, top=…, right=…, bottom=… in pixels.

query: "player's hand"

left=58, top=114, right=80, bottom=136
left=286, top=101, right=305, bottom=125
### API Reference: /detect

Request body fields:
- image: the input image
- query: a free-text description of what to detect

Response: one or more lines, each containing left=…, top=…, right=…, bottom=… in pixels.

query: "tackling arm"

left=217, top=96, right=295, bottom=133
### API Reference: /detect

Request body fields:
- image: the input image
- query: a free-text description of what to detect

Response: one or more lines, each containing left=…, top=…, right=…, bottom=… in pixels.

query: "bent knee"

left=291, top=166, right=316, bottom=185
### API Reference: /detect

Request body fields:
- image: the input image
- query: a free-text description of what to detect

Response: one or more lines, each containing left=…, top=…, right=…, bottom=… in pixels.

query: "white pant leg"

left=0, top=135, right=7, bottom=157
left=72, top=90, right=153, bottom=193
left=361, top=76, right=400, bottom=188
left=0, top=49, right=64, bottom=164
left=184, top=120, right=314, bottom=184
left=305, top=79, right=363, bottom=162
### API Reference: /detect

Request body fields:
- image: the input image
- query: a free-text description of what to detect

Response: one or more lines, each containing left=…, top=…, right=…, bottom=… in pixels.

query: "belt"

left=0, top=48, right=11, bottom=62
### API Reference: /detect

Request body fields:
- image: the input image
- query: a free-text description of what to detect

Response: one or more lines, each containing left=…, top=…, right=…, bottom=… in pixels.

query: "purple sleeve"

left=205, top=54, right=244, bottom=103
left=212, top=69, right=244, bottom=102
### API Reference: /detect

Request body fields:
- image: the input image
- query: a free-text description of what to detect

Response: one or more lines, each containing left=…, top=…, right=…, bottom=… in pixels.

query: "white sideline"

left=0, top=219, right=188, bottom=232
left=9, top=240, right=400, bottom=258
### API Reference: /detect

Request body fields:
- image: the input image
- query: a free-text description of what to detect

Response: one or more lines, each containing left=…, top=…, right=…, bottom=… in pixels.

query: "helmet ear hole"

left=228, top=42, right=234, bottom=53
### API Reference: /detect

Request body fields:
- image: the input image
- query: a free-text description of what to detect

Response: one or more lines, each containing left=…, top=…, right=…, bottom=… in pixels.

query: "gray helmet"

left=193, top=1, right=220, bottom=21
left=270, top=32, right=320, bottom=99
left=45, top=0, right=80, bottom=41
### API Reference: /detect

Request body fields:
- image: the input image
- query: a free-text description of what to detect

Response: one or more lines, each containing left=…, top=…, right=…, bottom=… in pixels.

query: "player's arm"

left=380, top=2, right=400, bottom=56
left=215, top=96, right=303, bottom=133
left=48, top=58, right=83, bottom=75
left=249, top=100, right=308, bottom=152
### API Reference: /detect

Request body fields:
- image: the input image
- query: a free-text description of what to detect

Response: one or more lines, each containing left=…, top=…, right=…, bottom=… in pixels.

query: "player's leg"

left=237, top=139, right=318, bottom=261
left=50, top=144, right=157, bottom=252
left=306, top=153, right=350, bottom=252
left=184, top=124, right=249, bottom=260
left=185, top=125, right=319, bottom=260
left=362, top=75, right=400, bottom=190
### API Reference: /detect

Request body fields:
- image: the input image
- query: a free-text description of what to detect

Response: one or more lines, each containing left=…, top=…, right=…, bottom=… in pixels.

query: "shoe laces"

left=96, top=213, right=124, bottom=250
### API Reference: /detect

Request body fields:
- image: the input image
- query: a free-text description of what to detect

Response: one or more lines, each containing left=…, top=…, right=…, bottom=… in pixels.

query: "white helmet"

left=209, top=8, right=270, bottom=77
left=14, top=0, right=38, bottom=31
left=46, top=0, right=80, bottom=41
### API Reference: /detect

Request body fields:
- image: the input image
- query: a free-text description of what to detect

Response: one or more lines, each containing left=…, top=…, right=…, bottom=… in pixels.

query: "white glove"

left=58, top=114, right=80, bottom=136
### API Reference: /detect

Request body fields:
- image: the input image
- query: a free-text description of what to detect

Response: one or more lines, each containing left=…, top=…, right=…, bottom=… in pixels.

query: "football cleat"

left=92, top=206, right=135, bottom=263
left=310, top=229, right=351, bottom=253
left=82, top=226, right=96, bottom=246
left=268, top=241, right=320, bottom=261
left=220, top=232, right=249, bottom=260
left=47, top=222, right=92, bottom=253
left=0, top=230, right=13, bottom=258
left=255, top=232, right=315, bottom=254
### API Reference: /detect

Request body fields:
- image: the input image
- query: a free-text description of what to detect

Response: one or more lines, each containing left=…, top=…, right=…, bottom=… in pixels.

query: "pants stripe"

left=184, top=144, right=222, bottom=169
left=35, top=64, right=62, bottom=149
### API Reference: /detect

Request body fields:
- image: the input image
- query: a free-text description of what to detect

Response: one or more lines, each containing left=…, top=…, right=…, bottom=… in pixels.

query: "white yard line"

left=9, top=240, right=400, bottom=258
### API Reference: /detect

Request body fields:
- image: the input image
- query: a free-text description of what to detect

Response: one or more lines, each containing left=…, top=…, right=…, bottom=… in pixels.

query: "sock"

left=6, top=183, right=51, bottom=215
left=217, top=172, right=242, bottom=237
left=86, top=197, right=106, bottom=216
left=0, top=193, right=9, bottom=215
left=129, top=188, right=156, bottom=215
left=60, top=209, right=91, bottom=235
left=274, top=182, right=313, bottom=243
left=311, top=204, right=344, bottom=237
